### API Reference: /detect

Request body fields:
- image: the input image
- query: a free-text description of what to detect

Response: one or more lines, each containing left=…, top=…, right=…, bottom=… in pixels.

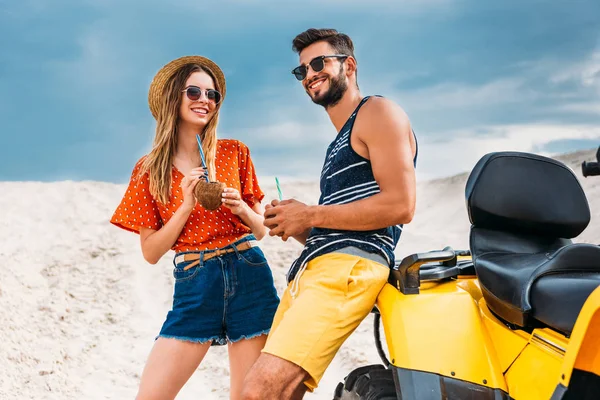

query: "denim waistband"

left=173, top=234, right=257, bottom=266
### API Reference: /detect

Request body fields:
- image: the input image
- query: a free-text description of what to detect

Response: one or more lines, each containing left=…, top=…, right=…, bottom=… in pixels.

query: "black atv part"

left=581, top=146, right=600, bottom=177
left=373, top=313, right=390, bottom=367
left=389, top=247, right=476, bottom=294
left=333, top=365, right=397, bottom=400
left=551, top=369, right=600, bottom=400
left=393, top=366, right=511, bottom=400
left=582, top=160, right=600, bottom=177
left=467, top=151, right=600, bottom=335
left=389, top=246, right=475, bottom=294
left=390, top=248, right=456, bottom=295
left=467, top=151, right=590, bottom=238
left=457, top=259, right=476, bottom=276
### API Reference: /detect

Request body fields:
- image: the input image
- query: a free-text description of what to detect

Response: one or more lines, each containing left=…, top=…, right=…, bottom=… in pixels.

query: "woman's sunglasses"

left=182, top=86, right=222, bottom=105
left=291, top=54, right=348, bottom=81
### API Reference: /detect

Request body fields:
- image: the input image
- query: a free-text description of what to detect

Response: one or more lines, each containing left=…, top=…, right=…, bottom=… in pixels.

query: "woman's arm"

left=139, top=173, right=200, bottom=264
left=243, top=200, right=267, bottom=240
left=222, top=189, right=267, bottom=240
left=139, top=204, right=194, bottom=264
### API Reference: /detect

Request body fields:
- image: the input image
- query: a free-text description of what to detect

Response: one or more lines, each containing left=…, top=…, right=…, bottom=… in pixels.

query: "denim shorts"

left=157, top=235, right=280, bottom=345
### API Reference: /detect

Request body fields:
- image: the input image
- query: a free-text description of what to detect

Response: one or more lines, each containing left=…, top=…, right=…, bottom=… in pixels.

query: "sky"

left=1, top=0, right=599, bottom=183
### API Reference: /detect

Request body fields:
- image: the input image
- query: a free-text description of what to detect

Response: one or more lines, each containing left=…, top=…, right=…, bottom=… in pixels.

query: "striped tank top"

left=287, top=96, right=418, bottom=284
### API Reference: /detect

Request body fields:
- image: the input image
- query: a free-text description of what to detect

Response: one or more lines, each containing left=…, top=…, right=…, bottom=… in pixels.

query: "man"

left=241, top=28, right=418, bottom=400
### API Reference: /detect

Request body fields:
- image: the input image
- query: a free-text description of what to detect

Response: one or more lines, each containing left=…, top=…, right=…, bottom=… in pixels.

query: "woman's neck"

left=176, top=120, right=204, bottom=165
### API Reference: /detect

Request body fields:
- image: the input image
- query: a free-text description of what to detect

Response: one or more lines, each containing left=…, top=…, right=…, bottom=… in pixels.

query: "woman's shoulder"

left=218, top=138, right=250, bottom=153
left=134, top=154, right=149, bottom=166
left=126, top=155, right=151, bottom=181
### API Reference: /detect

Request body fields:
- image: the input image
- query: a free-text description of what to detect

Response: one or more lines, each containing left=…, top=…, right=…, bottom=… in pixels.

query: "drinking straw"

left=196, top=134, right=209, bottom=182
left=275, top=177, right=283, bottom=201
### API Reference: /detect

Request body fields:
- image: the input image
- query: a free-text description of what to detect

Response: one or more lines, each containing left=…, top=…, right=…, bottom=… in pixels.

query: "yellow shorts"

left=262, top=252, right=390, bottom=391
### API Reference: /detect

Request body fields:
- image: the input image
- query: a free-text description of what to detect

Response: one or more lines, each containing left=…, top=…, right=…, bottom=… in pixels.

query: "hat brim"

left=147, top=55, right=226, bottom=119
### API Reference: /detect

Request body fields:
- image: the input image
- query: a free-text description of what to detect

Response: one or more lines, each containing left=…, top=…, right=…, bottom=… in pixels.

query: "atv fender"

left=375, top=280, right=508, bottom=392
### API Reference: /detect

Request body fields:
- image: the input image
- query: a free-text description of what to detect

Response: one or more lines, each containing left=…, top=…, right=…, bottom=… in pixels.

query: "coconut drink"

left=194, top=180, right=225, bottom=210
left=194, top=134, right=225, bottom=210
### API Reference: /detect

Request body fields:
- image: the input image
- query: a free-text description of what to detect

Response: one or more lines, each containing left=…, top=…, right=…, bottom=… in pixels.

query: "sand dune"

left=0, top=149, right=598, bottom=399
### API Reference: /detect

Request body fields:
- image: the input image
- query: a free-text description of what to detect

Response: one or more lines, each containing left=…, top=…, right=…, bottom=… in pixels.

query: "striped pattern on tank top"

left=286, top=96, right=418, bottom=287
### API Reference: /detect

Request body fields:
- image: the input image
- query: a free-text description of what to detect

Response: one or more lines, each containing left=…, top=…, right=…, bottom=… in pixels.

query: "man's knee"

left=241, top=353, right=307, bottom=399
left=241, top=363, right=269, bottom=400
left=241, top=376, right=305, bottom=400
left=240, top=381, right=262, bottom=400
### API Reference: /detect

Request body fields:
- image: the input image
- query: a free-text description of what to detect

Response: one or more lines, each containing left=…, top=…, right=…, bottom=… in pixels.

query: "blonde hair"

left=138, top=64, right=222, bottom=204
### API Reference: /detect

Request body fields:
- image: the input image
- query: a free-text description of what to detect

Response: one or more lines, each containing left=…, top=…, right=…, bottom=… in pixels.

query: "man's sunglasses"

left=291, top=54, right=349, bottom=81
left=182, top=86, right=222, bottom=104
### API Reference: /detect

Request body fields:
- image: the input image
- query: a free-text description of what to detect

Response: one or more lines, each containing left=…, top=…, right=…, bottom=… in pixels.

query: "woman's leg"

left=227, top=334, right=268, bottom=400
left=136, top=337, right=212, bottom=400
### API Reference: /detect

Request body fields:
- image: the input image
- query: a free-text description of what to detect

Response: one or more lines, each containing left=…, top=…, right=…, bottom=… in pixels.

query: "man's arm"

left=264, top=98, right=416, bottom=239
left=265, top=201, right=311, bottom=243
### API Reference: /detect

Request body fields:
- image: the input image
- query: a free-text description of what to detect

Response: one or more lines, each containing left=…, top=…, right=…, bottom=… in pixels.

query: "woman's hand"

left=189, top=167, right=207, bottom=181
left=221, top=187, right=248, bottom=215
left=180, top=170, right=203, bottom=212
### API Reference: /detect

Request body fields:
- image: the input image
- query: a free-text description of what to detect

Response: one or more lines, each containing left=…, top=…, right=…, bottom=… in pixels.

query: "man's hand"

left=264, top=199, right=313, bottom=241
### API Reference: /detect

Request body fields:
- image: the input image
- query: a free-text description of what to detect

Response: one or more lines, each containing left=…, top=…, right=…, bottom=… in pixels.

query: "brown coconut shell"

left=194, top=180, right=226, bottom=210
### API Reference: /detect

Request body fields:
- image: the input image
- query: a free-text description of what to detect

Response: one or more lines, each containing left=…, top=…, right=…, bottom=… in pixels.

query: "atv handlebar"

left=582, top=146, right=600, bottom=177
left=583, top=161, right=600, bottom=177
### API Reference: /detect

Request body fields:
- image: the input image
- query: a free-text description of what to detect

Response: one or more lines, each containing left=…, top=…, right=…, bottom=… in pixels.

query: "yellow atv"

left=334, top=149, right=600, bottom=400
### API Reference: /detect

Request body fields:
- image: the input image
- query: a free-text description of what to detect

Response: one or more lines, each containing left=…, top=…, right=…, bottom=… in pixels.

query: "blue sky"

left=1, top=0, right=599, bottom=183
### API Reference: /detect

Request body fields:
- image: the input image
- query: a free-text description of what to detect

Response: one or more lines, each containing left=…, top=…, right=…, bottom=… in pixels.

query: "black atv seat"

left=466, top=152, right=600, bottom=336
left=533, top=271, right=600, bottom=335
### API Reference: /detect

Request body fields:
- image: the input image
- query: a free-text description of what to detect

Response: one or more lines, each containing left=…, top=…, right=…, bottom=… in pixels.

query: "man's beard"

left=309, top=67, right=348, bottom=109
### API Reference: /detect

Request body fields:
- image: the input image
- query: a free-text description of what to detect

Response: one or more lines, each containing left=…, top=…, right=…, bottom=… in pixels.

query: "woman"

left=110, top=55, right=279, bottom=400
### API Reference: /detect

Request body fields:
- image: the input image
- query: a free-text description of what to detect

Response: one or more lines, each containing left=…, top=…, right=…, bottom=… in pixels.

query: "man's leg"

left=241, top=253, right=390, bottom=399
left=240, top=274, right=302, bottom=400
left=241, top=353, right=309, bottom=400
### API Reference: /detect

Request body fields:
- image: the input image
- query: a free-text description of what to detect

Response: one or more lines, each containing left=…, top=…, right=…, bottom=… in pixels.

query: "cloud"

left=396, top=78, right=531, bottom=111
left=1, top=0, right=599, bottom=183
left=175, top=0, right=455, bottom=15
left=49, top=29, right=134, bottom=92
left=226, top=116, right=600, bottom=184
left=416, top=123, right=600, bottom=180
left=237, top=41, right=600, bottom=181
left=355, top=46, right=600, bottom=138
left=550, top=50, right=600, bottom=91
left=224, top=120, right=333, bottom=179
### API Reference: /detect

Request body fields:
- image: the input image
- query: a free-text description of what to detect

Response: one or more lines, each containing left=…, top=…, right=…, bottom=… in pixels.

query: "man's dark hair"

left=292, top=28, right=355, bottom=59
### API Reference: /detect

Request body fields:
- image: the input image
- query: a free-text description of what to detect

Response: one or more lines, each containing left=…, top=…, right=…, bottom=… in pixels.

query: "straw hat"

left=147, top=55, right=227, bottom=119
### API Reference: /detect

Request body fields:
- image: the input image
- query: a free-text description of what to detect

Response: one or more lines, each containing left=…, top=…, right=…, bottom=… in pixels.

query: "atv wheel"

left=333, top=364, right=397, bottom=400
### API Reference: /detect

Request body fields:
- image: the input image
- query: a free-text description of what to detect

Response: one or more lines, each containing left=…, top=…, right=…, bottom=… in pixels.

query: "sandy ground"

left=0, top=148, right=597, bottom=399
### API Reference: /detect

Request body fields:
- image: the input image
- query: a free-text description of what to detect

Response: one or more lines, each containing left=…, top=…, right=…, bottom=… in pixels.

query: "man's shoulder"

left=361, top=96, right=408, bottom=120
left=355, top=96, right=411, bottom=136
